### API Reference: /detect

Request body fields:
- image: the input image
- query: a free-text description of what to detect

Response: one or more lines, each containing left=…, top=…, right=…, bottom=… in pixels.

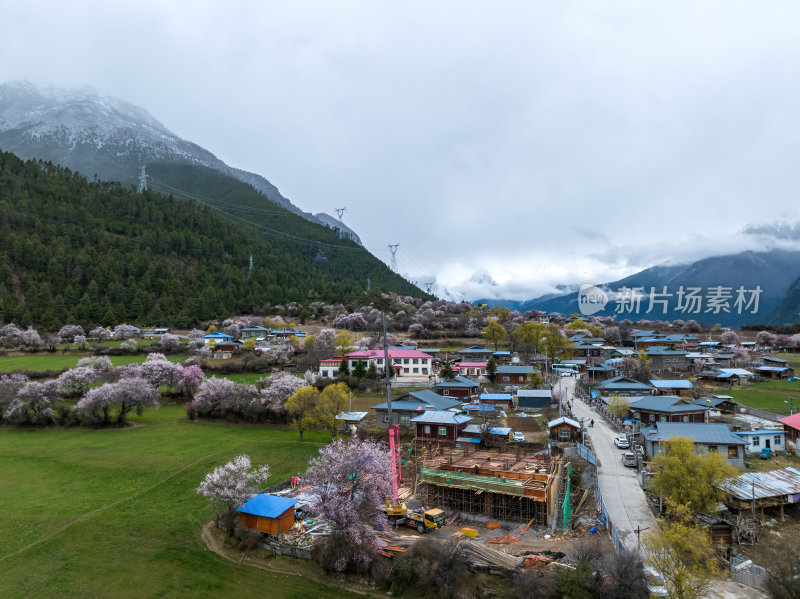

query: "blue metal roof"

left=411, top=410, right=473, bottom=425
left=480, top=393, right=512, bottom=401
left=650, top=379, right=694, bottom=389
left=644, top=422, right=746, bottom=445
left=237, top=494, right=299, bottom=518
left=497, top=365, right=534, bottom=374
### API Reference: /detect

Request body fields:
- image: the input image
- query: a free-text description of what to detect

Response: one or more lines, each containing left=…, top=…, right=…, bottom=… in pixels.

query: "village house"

left=202, top=332, right=234, bottom=346
left=495, top=365, right=535, bottom=385
left=778, top=413, right=800, bottom=444
left=718, top=467, right=800, bottom=520
left=586, top=363, right=619, bottom=381
left=735, top=430, right=787, bottom=455
left=371, top=389, right=460, bottom=427
left=642, top=422, right=747, bottom=467
left=517, top=389, right=552, bottom=411
left=645, top=346, right=689, bottom=372
left=627, top=395, right=708, bottom=424
left=318, top=358, right=341, bottom=378
left=592, top=375, right=654, bottom=397
left=548, top=416, right=582, bottom=442
left=691, top=395, right=738, bottom=414
left=434, top=376, right=482, bottom=399
left=343, top=348, right=433, bottom=377
left=478, top=393, right=514, bottom=411
left=457, top=345, right=495, bottom=362
left=754, top=365, right=795, bottom=379
left=411, top=410, right=473, bottom=447
left=452, top=361, right=487, bottom=377
left=492, top=350, right=512, bottom=364
left=649, top=379, right=694, bottom=396
left=572, top=344, right=613, bottom=366
left=240, top=326, right=271, bottom=341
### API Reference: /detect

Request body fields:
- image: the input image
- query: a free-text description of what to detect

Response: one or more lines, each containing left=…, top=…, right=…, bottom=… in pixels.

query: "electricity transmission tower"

left=423, top=280, right=435, bottom=294
left=387, top=244, right=399, bottom=273
left=334, top=207, right=346, bottom=221
left=136, top=166, right=148, bottom=193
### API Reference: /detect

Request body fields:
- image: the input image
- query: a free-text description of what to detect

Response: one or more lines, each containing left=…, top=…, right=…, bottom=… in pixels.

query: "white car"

left=613, top=436, right=630, bottom=449
left=512, top=432, right=525, bottom=442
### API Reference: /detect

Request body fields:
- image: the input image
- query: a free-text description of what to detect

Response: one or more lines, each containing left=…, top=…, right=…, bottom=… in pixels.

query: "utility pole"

left=248, top=254, right=253, bottom=279
left=136, top=166, right=148, bottom=193
left=367, top=276, right=371, bottom=291
left=388, top=243, right=399, bottom=273
left=334, top=207, right=346, bottom=221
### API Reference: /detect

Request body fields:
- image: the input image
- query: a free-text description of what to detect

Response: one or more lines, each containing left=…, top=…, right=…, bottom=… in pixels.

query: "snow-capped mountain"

left=742, top=218, right=800, bottom=240
left=0, top=81, right=361, bottom=242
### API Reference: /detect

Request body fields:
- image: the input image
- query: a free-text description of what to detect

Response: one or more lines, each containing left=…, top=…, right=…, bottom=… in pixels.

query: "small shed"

left=548, top=416, right=581, bottom=442
left=237, top=494, right=299, bottom=535
left=517, top=389, right=552, bottom=411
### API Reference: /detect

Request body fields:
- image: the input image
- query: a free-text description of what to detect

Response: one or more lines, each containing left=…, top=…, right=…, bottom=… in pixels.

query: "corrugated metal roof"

left=719, top=467, right=800, bottom=501
left=645, top=422, right=746, bottom=445
left=518, top=390, right=552, bottom=398
left=237, top=494, right=299, bottom=518
left=336, top=411, right=368, bottom=421
left=411, top=410, right=473, bottom=425
left=463, top=424, right=511, bottom=435
left=497, top=365, right=534, bottom=374
left=548, top=416, right=580, bottom=428
left=650, top=379, right=694, bottom=389
left=480, top=393, right=512, bottom=401
left=629, top=396, right=706, bottom=413
left=779, top=413, right=800, bottom=430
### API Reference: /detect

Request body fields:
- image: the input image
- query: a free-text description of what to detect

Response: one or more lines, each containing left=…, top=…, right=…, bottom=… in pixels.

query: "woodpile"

left=460, top=540, right=523, bottom=571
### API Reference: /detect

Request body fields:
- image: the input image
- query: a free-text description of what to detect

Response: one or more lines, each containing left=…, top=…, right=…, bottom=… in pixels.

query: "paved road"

left=559, top=376, right=657, bottom=552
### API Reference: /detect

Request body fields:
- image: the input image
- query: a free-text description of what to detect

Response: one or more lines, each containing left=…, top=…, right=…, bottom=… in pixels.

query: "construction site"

left=416, top=445, right=566, bottom=526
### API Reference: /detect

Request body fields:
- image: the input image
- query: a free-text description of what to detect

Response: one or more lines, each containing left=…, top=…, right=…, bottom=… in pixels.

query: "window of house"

left=682, top=415, right=689, bottom=422
left=422, top=368, right=428, bottom=375
left=774, top=435, right=782, bottom=446
left=413, top=358, right=419, bottom=364
left=503, top=375, right=509, bottom=381
left=424, top=425, right=431, bottom=435
left=413, top=368, right=419, bottom=373
left=403, top=359, right=409, bottom=365
left=559, top=430, right=571, bottom=439
left=443, top=389, right=449, bottom=395
left=752, top=437, right=760, bottom=447
left=659, top=415, right=667, bottom=422
left=728, top=446, right=738, bottom=458
left=400, top=415, right=410, bottom=423
left=403, top=368, right=409, bottom=374
left=707, top=445, right=718, bottom=453
left=438, top=426, right=447, bottom=437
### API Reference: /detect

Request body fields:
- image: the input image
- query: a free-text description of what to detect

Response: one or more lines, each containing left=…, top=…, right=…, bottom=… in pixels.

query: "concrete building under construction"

left=418, top=446, right=565, bottom=525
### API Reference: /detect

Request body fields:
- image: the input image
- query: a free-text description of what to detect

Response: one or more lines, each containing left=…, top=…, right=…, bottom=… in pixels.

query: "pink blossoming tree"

left=302, top=438, right=391, bottom=572
left=196, top=454, right=270, bottom=533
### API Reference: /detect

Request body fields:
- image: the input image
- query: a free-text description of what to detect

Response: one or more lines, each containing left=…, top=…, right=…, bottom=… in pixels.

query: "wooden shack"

left=548, top=416, right=581, bottom=442
left=237, top=494, right=299, bottom=535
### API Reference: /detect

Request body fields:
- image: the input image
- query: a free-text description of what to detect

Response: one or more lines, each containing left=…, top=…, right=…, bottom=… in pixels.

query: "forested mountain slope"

left=0, top=151, right=423, bottom=328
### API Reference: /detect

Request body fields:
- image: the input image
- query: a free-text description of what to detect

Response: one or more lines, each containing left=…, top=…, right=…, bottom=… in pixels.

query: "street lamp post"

left=786, top=397, right=794, bottom=416
left=657, top=465, right=665, bottom=515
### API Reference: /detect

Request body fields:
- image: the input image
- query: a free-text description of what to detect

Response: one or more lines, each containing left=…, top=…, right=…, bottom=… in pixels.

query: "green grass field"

left=0, top=406, right=357, bottom=598
left=726, top=380, right=800, bottom=415
left=0, top=353, right=186, bottom=373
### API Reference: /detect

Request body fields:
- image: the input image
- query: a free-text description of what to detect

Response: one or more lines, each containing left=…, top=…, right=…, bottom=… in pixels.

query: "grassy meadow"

left=0, top=353, right=185, bottom=373
left=0, top=404, right=359, bottom=598
left=725, top=379, right=800, bottom=415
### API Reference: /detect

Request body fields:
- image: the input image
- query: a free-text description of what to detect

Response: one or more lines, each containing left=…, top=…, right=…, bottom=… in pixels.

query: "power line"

left=388, top=243, right=399, bottom=273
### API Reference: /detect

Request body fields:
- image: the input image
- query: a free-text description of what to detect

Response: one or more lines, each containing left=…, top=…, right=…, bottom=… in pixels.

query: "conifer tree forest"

left=0, top=151, right=423, bottom=329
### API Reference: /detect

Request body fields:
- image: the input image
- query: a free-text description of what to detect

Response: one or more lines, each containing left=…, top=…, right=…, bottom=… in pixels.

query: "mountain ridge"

left=0, top=81, right=363, bottom=243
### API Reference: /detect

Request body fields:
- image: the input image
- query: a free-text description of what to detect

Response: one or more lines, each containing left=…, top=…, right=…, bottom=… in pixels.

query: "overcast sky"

left=2, top=1, right=800, bottom=300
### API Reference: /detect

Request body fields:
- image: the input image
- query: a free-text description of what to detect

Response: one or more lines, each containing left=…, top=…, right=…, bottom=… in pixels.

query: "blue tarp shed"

left=237, top=494, right=299, bottom=518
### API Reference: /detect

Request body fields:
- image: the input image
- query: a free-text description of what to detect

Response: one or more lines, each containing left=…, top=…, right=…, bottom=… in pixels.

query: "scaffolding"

left=417, top=446, right=565, bottom=525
